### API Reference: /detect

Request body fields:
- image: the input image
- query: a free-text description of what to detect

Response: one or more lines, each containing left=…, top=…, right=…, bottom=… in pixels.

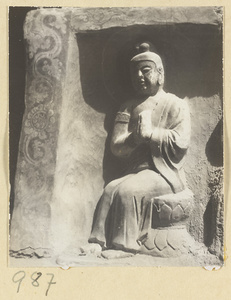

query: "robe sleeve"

left=150, top=98, right=191, bottom=170
left=110, top=104, right=137, bottom=158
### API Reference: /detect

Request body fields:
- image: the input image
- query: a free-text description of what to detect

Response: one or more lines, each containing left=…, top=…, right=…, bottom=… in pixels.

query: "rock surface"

left=10, top=7, right=223, bottom=266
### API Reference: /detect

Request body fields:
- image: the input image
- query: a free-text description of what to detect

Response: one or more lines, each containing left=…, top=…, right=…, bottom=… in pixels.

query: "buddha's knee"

left=114, top=184, right=135, bottom=207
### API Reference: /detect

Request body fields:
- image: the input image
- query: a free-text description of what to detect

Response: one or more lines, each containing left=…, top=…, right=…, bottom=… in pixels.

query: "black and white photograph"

left=9, top=6, right=223, bottom=268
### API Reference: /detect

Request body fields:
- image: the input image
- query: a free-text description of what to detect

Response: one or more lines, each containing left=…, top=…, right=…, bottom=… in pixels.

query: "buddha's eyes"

left=141, top=67, right=152, bottom=73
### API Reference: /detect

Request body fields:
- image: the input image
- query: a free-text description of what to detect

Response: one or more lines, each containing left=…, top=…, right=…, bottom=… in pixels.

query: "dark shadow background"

left=10, top=7, right=223, bottom=246
left=76, top=23, right=223, bottom=187
left=77, top=23, right=222, bottom=104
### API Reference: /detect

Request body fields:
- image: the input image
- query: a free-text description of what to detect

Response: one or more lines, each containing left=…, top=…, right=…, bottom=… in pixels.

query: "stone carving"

left=71, top=7, right=222, bottom=31
left=84, top=42, right=195, bottom=258
left=208, top=167, right=224, bottom=259
left=10, top=7, right=223, bottom=266
left=10, top=9, right=70, bottom=254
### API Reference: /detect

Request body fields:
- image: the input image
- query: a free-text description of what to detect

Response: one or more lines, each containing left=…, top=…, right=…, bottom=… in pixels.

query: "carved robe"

left=89, top=90, right=191, bottom=251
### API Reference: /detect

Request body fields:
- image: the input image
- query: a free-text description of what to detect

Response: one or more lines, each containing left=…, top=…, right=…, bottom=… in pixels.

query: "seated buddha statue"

left=86, top=42, right=193, bottom=255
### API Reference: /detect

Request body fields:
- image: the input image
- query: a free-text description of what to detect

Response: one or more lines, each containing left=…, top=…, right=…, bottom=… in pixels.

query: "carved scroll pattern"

left=11, top=9, right=69, bottom=251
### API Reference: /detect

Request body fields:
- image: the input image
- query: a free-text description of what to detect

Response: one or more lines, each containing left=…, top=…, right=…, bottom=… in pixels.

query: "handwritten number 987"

left=12, top=271, right=56, bottom=296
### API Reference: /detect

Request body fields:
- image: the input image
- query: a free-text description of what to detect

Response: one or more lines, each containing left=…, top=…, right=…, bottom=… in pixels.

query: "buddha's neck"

left=136, top=88, right=164, bottom=103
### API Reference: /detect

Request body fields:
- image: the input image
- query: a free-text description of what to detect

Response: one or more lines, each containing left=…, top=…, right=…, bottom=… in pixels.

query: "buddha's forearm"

left=111, top=132, right=136, bottom=157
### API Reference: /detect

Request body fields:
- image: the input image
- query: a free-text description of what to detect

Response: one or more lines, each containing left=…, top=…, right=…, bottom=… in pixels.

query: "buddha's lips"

left=136, top=79, right=145, bottom=85
left=138, top=82, right=147, bottom=89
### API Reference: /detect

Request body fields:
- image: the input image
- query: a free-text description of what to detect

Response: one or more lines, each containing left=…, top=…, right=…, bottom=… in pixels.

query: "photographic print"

left=9, top=6, right=223, bottom=267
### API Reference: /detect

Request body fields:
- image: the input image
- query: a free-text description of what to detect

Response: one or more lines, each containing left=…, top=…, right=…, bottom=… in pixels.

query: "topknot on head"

left=137, top=42, right=151, bottom=53
left=131, top=42, right=163, bottom=72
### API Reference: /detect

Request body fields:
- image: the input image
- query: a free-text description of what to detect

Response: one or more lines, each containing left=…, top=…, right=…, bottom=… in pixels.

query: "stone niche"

left=9, top=7, right=223, bottom=266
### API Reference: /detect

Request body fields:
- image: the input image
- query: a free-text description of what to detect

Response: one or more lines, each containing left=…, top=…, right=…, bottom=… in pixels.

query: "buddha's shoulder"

left=165, top=92, right=188, bottom=109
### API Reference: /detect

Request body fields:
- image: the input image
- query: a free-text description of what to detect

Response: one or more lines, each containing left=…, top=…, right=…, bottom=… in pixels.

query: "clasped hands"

left=134, top=110, right=154, bottom=144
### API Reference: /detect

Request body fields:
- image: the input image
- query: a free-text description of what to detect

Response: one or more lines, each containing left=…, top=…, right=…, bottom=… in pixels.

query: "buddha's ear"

left=158, top=73, right=164, bottom=85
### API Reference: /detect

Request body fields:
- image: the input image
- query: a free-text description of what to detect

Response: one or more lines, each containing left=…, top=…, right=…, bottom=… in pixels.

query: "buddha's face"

left=130, top=61, right=161, bottom=97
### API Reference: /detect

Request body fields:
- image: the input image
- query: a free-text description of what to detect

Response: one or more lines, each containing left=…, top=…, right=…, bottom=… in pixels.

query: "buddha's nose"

left=138, top=70, right=143, bottom=78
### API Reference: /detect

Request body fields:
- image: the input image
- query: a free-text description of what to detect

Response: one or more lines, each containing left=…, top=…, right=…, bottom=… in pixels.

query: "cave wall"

left=10, top=7, right=223, bottom=258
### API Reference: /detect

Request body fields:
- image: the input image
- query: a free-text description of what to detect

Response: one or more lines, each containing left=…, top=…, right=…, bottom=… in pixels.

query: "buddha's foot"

left=79, top=243, right=102, bottom=257
left=101, top=249, right=135, bottom=259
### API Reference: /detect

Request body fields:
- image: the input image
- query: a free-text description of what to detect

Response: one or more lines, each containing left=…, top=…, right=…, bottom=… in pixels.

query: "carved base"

left=138, top=226, right=197, bottom=258
left=133, top=189, right=196, bottom=257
